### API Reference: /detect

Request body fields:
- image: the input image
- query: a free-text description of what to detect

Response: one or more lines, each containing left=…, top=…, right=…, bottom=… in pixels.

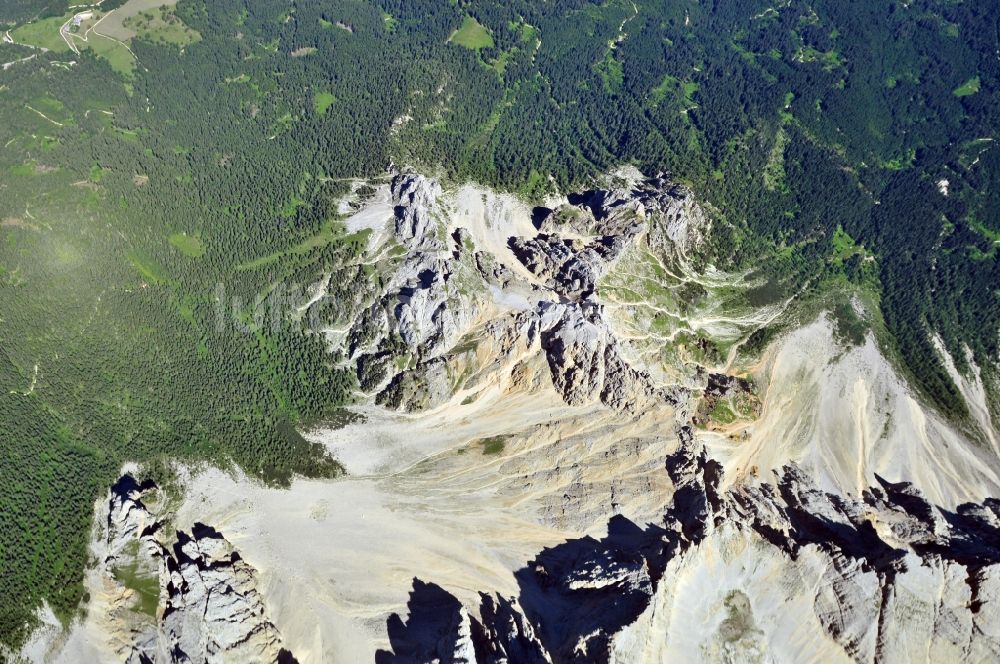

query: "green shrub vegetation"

left=480, top=436, right=507, bottom=455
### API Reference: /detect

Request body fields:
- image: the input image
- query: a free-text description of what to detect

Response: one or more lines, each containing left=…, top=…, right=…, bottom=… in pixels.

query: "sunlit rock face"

left=58, top=475, right=298, bottom=664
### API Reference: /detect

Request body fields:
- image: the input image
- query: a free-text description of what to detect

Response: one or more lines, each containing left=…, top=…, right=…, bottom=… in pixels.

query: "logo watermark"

left=212, top=280, right=353, bottom=335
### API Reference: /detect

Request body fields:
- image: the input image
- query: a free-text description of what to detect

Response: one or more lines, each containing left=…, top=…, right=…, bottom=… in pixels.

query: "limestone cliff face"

left=95, top=477, right=297, bottom=664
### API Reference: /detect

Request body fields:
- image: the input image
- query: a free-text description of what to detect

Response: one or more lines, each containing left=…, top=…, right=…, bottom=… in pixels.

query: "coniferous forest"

left=0, top=0, right=997, bottom=647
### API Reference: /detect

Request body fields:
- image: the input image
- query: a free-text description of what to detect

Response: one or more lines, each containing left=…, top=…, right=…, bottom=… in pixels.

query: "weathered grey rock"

left=508, top=231, right=640, bottom=301
left=105, top=475, right=163, bottom=664
left=638, top=178, right=710, bottom=257
left=391, top=172, right=443, bottom=251
left=94, top=477, right=298, bottom=664
left=539, top=304, right=608, bottom=406
left=474, top=251, right=516, bottom=288
left=158, top=524, right=291, bottom=664
left=105, top=475, right=160, bottom=567
left=377, top=356, right=453, bottom=412
left=600, top=345, right=680, bottom=415
left=535, top=302, right=681, bottom=414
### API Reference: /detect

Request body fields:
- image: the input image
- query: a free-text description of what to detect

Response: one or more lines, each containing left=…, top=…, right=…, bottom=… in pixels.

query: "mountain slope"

left=29, top=172, right=999, bottom=663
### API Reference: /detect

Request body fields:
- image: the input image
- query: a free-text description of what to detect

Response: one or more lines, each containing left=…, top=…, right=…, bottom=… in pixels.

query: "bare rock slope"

left=41, top=171, right=999, bottom=663
left=358, top=173, right=1000, bottom=663
left=383, top=435, right=1000, bottom=663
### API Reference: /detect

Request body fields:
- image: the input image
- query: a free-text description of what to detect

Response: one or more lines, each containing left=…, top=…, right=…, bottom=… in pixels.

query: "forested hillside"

left=1, top=0, right=997, bottom=648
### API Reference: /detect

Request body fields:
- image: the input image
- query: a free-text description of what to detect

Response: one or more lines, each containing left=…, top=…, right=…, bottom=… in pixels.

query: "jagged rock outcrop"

left=509, top=227, right=642, bottom=302
left=341, top=173, right=486, bottom=404
left=105, top=476, right=163, bottom=664
left=391, top=172, right=444, bottom=251
left=377, top=356, right=453, bottom=411
left=159, top=524, right=293, bottom=664
left=392, top=255, right=473, bottom=355
left=381, top=428, right=1000, bottom=663
left=495, top=180, right=692, bottom=414
left=338, top=171, right=690, bottom=417
left=95, top=476, right=298, bottom=664
left=106, top=475, right=161, bottom=562
left=635, top=178, right=710, bottom=258
left=539, top=303, right=608, bottom=406
left=533, top=303, right=680, bottom=414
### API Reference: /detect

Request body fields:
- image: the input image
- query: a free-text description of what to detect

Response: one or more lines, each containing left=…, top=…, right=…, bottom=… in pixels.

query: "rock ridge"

left=97, top=476, right=298, bottom=664
left=381, top=433, right=1000, bottom=662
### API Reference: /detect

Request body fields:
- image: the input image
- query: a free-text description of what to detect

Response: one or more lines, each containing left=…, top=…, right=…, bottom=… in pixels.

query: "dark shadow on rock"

left=566, top=190, right=597, bottom=208
left=512, top=514, right=669, bottom=663
left=191, top=522, right=225, bottom=541
left=376, top=578, right=466, bottom=664
left=472, top=593, right=548, bottom=664
left=530, top=206, right=552, bottom=229
left=277, top=648, right=300, bottom=664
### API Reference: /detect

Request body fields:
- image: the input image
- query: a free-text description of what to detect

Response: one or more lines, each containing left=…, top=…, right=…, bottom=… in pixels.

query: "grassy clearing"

left=167, top=232, right=204, bottom=258
left=128, top=250, right=167, bottom=284
left=236, top=221, right=362, bottom=271
left=12, top=13, right=73, bottom=52
left=280, top=195, right=306, bottom=218
left=709, top=401, right=736, bottom=425
left=831, top=225, right=867, bottom=265
left=382, top=11, right=398, bottom=32
left=796, top=46, right=843, bottom=71
left=953, top=76, right=980, bottom=97
left=595, top=49, right=624, bottom=93
left=649, top=75, right=698, bottom=108
left=518, top=22, right=538, bottom=43
left=763, top=127, right=789, bottom=191
left=87, top=34, right=136, bottom=74
left=313, top=91, right=335, bottom=115
left=9, top=163, right=38, bottom=177
left=881, top=147, right=916, bottom=171
left=490, top=48, right=515, bottom=75
left=517, top=169, right=548, bottom=199
left=450, top=16, right=493, bottom=50
left=91, top=0, right=182, bottom=41
left=969, top=219, right=1000, bottom=244
left=123, top=5, right=201, bottom=46
left=14, top=10, right=137, bottom=73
